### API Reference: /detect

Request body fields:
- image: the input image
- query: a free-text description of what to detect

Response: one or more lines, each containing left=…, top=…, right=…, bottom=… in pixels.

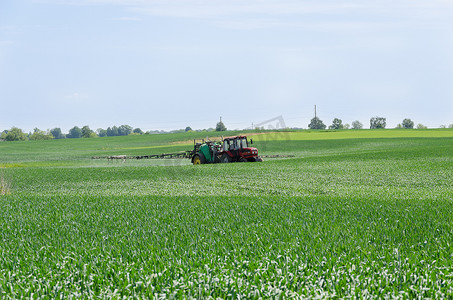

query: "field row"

left=1, top=133, right=453, bottom=297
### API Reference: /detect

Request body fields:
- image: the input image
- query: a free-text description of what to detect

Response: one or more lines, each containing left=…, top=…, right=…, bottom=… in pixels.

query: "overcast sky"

left=1, top=0, right=452, bottom=132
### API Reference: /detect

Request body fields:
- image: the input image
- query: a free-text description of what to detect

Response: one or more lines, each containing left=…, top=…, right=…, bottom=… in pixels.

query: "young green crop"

left=1, top=130, right=453, bottom=298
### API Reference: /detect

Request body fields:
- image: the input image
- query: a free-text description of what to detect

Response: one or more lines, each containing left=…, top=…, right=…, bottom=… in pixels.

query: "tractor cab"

left=223, top=136, right=248, bottom=151
left=220, top=136, right=261, bottom=163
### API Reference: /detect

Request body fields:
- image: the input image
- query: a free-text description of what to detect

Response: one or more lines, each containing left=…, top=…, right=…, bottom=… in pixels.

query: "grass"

left=1, top=129, right=453, bottom=298
left=0, top=175, right=10, bottom=195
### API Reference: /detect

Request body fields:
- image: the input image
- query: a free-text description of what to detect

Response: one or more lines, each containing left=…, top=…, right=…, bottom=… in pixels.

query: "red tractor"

left=218, top=136, right=263, bottom=163
left=190, top=135, right=263, bottom=164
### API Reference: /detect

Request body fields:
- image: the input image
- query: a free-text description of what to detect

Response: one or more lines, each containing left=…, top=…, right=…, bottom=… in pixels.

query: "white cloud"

left=0, top=25, right=20, bottom=33
left=38, top=0, right=453, bottom=17
left=63, top=92, right=90, bottom=103
left=34, top=0, right=453, bottom=33
left=0, top=40, right=14, bottom=46
left=111, top=17, right=141, bottom=21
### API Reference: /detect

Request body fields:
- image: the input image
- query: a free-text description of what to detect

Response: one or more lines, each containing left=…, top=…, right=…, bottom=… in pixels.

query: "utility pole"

left=314, top=105, right=317, bottom=118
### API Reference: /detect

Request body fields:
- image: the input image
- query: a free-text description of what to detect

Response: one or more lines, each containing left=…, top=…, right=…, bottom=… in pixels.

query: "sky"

left=1, top=0, right=453, bottom=132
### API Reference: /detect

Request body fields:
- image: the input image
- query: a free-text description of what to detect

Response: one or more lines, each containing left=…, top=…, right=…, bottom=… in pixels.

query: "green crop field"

left=1, top=129, right=453, bottom=298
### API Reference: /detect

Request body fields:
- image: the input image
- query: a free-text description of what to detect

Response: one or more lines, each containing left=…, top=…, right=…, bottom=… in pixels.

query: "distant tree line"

left=1, top=118, right=451, bottom=142
left=307, top=116, right=446, bottom=130
left=0, top=123, right=222, bottom=142
left=0, top=124, right=141, bottom=141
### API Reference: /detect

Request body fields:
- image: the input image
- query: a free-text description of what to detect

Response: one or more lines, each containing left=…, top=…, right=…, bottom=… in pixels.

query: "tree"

left=351, top=120, right=363, bottom=130
left=2, top=127, right=27, bottom=141
left=133, top=128, right=144, bottom=135
left=329, top=118, right=344, bottom=130
left=67, top=126, right=82, bottom=138
left=185, top=126, right=192, bottom=132
left=308, top=117, right=326, bottom=130
left=50, top=128, right=65, bottom=139
left=118, top=125, right=133, bottom=136
left=96, top=128, right=107, bottom=137
left=81, top=125, right=96, bottom=138
left=402, top=118, right=414, bottom=129
left=29, top=128, right=53, bottom=140
left=107, top=126, right=118, bottom=137
left=216, top=121, right=226, bottom=131
left=1, top=130, right=8, bottom=140
left=370, top=117, right=386, bottom=129
left=416, top=124, right=427, bottom=129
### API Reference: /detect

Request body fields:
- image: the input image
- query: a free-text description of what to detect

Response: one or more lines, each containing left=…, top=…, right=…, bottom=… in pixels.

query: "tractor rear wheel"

left=192, top=154, right=206, bottom=165
left=221, top=154, right=232, bottom=163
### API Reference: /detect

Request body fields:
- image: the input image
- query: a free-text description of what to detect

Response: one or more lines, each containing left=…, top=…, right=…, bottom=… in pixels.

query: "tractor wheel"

left=255, top=157, right=263, bottom=162
left=192, top=154, right=206, bottom=165
left=221, top=154, right=232, bottom=163
left=239, top=157, right=247, bottom=162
